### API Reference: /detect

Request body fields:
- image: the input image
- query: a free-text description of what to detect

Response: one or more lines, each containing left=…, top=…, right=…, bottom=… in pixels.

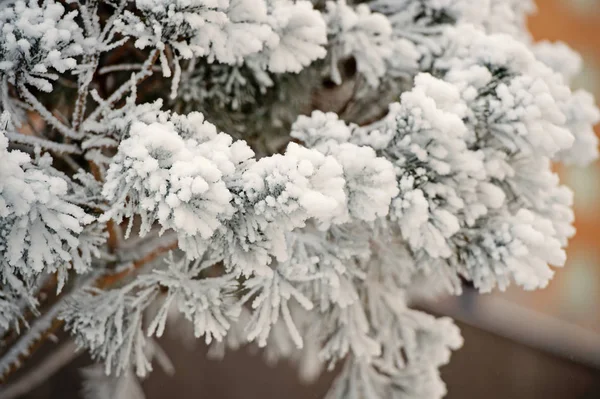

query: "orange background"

left=501, top=0, right=600, bottom=333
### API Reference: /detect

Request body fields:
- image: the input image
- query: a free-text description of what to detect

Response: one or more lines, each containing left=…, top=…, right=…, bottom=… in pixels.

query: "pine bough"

left=0, top=0, right=598, bottom=398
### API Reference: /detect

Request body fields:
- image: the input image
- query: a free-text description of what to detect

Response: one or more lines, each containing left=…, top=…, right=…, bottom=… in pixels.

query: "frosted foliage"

left=118, top=0, right=326, bottom=74
left=2, top=1, right=599, bottom=399
left=212, top=142, right=349, bottom=277
left=507, top=156, right=575, bottom=246
left=292, top=111, right=399, bottom=223
left=533, top=41, right=583, bottom=82
left=0, top=1, right=85, bottom=92
left=253, top=1, right=327, bottom=73
left=341, top=62, right=576, bottom=293
left=240, top=224, right=373, bottom=353
left=326, top=292, right=462, bottom=399
left=115, top=0, right=269, bottom=79
left=0, top=113, right=94, bottom=304
left=377, top=25, right=589, bottom=292
left=366, top=75, right=490, bottom=259
left=463, top=0, right=536, bottom=38
left=102, top=109, right=397, bottom=282
left=61, top=287, right=156, bottom=377
left=370, top=0, right=534, bottom=48
left=329, top=143, right=399, bottom=223
left=325, top=1, right=394, bottom=86
left=558, top=90, right=600, bottom=165
left=242, top=271, right=315, bottom=349
left=144, top=257, right=241, bottom=344
left=83, top=104, right=168, bottom=170
left=82, top=94, right=166, bottom=157
left=452, top=209, right=566, bottom=292
left=62, top=256, right=240, bottom=380
left=368, top=0, right=468, bottom=69
left=294, top=224, right=371, bottom=311
left=291, top=110, right=353, bottom=149
left=438, top=28, right=575, bottom=159
left=102, top=112, right=242, bottom=249
left=0, top=290, right=21, bottom=335
left=530, top=42, right=600, bottom=166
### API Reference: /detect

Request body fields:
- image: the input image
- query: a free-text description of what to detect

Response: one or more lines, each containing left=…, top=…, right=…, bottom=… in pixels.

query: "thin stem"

left=96, top=239, right=179, bottom=289
left=72, top=56, right=99, bottom=132
left=99, top=0, right=128, bottom=44
left=5, top=131, right=81, bottom=154
left=88, top=159, right=121, bottom=261
left=99, top=64, right=162, bottom=75
left=55, top=153, right=82, bottom=173
left=72, top=0, right=99, bottom=131
left=116, top=230, right=178, bottom=264
left=85, top=49, right=160, bottom=124
left=105, top=220, right=122, bottom=260
left=17, top=83, right=83, bottom=140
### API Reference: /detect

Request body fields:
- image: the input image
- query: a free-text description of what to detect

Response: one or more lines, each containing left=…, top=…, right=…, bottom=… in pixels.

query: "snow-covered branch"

left=0, top=0, right=597, bottom=398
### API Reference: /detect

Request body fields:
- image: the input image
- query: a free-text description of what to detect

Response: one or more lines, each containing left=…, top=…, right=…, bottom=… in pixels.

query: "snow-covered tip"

left=257, top=0, right=327, bottom=73
left=455, top=209, right=567, bottom=293
left=216, top=142, right=346, bottom=278
left=0, top=1, right=85, bottom=92
left=101, top=113, right=243, bottom=250
left=384, top=74, right=485, bottom=259
left=1, top=113, right=94, bottom=294
left=291, top=110, right=353, bottom=150
left=325, top=0, right=394, bottom=87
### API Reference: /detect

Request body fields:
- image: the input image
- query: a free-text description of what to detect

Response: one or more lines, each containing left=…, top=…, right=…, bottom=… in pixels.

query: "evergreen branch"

left=17, top=83, right=83, bottom=140
left=96, top=238, right=179, bottom=289
left=0, top=1, right=595, bottom=397
left=85, top=49, right=160, bottom=124
left=5, top=131, right=81, bottom=154
left=0, top=239, right=178, bottom=383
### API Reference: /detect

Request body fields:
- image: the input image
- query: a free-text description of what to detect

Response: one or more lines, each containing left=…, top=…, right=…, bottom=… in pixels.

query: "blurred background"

left=11, top=0, right=600, bottom=398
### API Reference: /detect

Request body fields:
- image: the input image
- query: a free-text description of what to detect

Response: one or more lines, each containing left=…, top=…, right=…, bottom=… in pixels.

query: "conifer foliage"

left=0, top=0, right=598, bottom=397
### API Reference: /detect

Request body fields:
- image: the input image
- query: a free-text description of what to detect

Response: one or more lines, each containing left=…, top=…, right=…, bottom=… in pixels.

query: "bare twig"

left=99, top=64, right=162, bottom=75
left=5, top=131, right=81, bottom=154
left=85, top=49, right=160, bottom=124
left=17, top=83, right=83, bottom=140
left=96, top=239, right=179, bottom=289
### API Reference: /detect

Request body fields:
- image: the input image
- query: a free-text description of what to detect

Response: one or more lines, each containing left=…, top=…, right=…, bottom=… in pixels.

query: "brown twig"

left=96, top=239, right=179, bottom=289
left=0, top=239, right=178, bottom=383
